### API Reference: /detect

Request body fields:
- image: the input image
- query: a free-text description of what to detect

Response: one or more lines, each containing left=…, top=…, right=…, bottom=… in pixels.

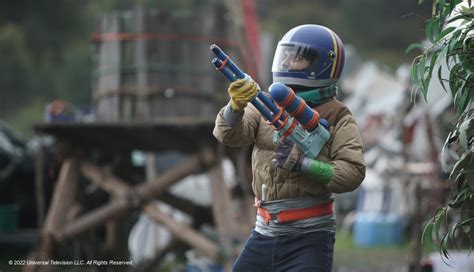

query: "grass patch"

left=334, top=230, right=411, bottom=270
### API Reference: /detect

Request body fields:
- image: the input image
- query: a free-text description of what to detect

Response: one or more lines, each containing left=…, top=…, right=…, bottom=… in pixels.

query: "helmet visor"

left=272, top=43, right=319, bottom=72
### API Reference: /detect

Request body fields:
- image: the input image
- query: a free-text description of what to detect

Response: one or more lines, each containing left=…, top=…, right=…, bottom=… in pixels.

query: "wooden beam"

left=159, top=192, right=213, bottom=224
left=136, top=148, right=216, bottom=201
left=55, top=149, right=216, bottom=242
left=80, top=162, right=129, bottom=195
left=143, top=203, right=219, bottom=259
left=54, top=199, right=130, bottom=242
left=81, top=162, right=214, bottom=223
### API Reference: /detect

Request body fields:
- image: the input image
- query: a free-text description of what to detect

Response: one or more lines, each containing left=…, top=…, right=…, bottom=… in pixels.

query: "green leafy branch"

left=408, top=0, right=473, bottom=113
left=408, top=0, right=474, bottom=258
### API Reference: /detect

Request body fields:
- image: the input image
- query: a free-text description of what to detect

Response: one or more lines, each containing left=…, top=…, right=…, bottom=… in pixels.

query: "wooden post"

left=208, top=145, right=237, bottom=270
left=234, top=147, right=256, bottom=239
left=222, top=0, right=259, bottom=81
left=95, top=12, right=121, bottom=121
left=34, top=137, right=46, bottom=227
left=133, top=4, right=149, bottom=121
left=25, top=158, right=79, bottom=272
left=42, top=158, right=78, bottom=244
left=104, top=152, right=142, bottom=264
left=149, top=10, right=173, bottom=119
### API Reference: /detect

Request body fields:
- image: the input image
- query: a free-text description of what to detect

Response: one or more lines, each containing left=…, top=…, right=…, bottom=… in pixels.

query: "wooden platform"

left=26, top=119, right=255, bottom=272
left=33, top=118, right=218, bottom=152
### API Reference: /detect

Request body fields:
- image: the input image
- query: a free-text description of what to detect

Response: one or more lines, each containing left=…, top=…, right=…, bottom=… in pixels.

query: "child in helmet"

left=213, top=24, right=365, bottom=271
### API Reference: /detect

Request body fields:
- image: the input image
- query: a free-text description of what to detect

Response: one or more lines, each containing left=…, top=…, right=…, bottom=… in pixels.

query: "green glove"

left=299, top=157, right=333, bottom=185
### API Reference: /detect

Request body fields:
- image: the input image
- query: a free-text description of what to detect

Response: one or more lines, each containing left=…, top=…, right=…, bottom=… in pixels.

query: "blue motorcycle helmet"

left=272, top=24, right=345, bottom=89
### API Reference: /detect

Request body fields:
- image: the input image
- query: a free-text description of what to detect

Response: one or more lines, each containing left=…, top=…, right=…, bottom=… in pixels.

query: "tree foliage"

left=409, top=0, right=474, bottom=258
left=0, top=24, right=33, bottom=117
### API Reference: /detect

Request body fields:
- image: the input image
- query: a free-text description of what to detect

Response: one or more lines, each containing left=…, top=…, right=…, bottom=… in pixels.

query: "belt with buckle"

left=255, top=199, right=334, bottom=225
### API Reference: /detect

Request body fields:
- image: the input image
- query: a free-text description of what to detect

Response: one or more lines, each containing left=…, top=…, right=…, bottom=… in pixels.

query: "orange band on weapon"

left=279, top=90, right=295, bottom=108
left=303, top=111, right=320, bottom=131
left=291, top=100, right=306, bottom=117
left=283, top=118, right=298, bottom=138
left=217, top=58, right=229, bottom=70
left=268, top=109, right=284, bottom=125
left=275, top=108, right=289, bottom=131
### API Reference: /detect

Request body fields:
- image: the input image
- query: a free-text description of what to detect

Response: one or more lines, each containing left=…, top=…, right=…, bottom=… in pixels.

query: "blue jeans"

left=232, top=230, right=335, bottom=272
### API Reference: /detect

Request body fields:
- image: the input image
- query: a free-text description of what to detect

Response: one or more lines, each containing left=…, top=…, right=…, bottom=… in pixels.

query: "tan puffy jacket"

left=213, top=98, right=365, bottom=201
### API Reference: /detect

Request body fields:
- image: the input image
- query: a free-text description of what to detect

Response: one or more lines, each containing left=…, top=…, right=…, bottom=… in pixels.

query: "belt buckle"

left=270, top=212, right=279, bottom=224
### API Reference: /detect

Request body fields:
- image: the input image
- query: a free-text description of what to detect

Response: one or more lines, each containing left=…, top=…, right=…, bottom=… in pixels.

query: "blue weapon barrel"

left=210, top=44, right=245, bottom=79
left=211, top=58, right=236, bottom=82
left=269, top=82, right=320, bottom=132
left=211, top=45, right=286, bottom=127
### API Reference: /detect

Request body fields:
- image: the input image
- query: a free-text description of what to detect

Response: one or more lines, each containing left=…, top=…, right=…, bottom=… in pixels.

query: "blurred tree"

left=257, top=0, right=431, bottom=66
left=0, top=0, right=88, bottom=61
left=0, top=0, right=90, bottom=136
left=0, top=24, right=34, bottom=118
left=55, top=44, right=92, bottom=105
left=341, top=0, right=428, bottom=49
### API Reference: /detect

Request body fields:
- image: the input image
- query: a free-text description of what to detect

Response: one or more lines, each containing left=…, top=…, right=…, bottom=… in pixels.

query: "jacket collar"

left=296, top=84, right=338, bottom=106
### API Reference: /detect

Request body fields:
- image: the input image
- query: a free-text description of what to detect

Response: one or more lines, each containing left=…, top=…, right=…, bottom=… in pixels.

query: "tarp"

left=0, top=121, right=27, bottom=182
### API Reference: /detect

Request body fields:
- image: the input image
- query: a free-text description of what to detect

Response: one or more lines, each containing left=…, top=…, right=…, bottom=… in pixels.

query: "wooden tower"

left=29, top=1, right=260, bottom=271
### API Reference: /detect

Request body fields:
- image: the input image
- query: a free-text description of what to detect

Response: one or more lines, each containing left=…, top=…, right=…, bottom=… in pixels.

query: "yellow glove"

left=227, top=77, right=259, bottom=111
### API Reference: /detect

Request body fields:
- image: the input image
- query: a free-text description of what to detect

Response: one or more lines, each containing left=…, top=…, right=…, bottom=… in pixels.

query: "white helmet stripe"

left=273, top=76, right=337, bottom=88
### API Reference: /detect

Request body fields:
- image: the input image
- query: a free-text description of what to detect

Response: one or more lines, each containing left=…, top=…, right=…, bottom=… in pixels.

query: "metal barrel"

left=212, top=58, right=237, bottom=82
left=269, top=82, right=320, bottom=131
left=210, top=44, right=245, bottom=79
